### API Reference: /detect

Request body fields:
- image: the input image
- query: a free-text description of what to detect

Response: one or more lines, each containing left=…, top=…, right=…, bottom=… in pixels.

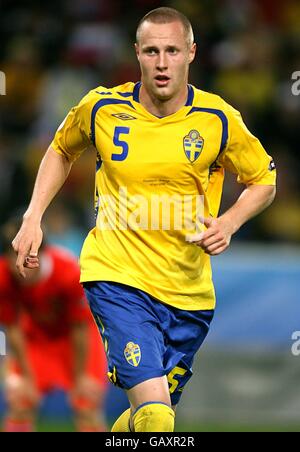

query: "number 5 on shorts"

left=167, top=366, right=187, bottom=394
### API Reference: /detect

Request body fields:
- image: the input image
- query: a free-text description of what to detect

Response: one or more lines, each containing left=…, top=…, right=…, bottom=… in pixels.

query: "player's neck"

left=139, top=84, right=188, bottom=117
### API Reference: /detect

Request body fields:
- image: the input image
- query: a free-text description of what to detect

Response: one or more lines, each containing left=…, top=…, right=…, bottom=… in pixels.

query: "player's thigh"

left=84, top=282, right=168, bottom=391
left=126, top=375, right=171, bottom=411
left=165, top=308, right=215, bottom=406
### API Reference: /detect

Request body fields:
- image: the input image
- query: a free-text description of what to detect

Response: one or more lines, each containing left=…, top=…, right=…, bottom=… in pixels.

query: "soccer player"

left=11, top=7, right=276, bottom=432
left=0, top=219, right=107, bottom=432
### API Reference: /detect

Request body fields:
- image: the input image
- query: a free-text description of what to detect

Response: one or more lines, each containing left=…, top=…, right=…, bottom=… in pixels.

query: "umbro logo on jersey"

left=112, top=113, right=137, bottom=120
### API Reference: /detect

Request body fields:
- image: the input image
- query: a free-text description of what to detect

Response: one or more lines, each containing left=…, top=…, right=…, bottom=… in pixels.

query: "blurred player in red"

left=0, top=218, right=108, bottom=432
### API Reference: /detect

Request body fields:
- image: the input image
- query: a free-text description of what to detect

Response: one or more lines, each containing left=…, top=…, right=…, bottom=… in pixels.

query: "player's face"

left=135, top=21, right=196, bottom=102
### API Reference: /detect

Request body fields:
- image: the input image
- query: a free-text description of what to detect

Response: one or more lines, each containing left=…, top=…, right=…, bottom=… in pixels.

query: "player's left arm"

left=189, top=104, right=276, bottom=255
left=189, top=184, right=275, bottom=255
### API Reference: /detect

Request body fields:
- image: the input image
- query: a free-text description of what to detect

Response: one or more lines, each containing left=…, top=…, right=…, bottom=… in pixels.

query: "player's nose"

left=156, top=52, right=168, bottom=70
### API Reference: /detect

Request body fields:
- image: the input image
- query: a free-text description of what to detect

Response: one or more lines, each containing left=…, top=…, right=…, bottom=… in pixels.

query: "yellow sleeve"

left=217, top=104, right=276, bottom=186
left=50, top=91, right=93, bottom=163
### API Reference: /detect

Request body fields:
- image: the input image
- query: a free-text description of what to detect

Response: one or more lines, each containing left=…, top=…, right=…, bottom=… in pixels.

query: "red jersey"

left=0, top=246, right=107, bottom=391
left=0, top=246, right=90, bottom=341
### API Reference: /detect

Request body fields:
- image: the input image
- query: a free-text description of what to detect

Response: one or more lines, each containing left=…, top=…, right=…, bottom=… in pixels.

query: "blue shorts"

left=83, top=281, right=214, bottom=405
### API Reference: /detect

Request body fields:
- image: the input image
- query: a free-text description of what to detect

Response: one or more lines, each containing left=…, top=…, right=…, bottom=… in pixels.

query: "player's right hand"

left=11, top=219, right=43, bottom=278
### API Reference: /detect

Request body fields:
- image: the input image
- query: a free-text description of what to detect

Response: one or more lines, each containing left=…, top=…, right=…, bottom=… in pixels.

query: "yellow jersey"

left=51, top=82, right=276, bottom=310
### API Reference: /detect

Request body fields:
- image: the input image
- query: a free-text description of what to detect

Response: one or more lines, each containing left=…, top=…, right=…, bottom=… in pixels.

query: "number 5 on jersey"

left=111, top=126, right=130, bottom=161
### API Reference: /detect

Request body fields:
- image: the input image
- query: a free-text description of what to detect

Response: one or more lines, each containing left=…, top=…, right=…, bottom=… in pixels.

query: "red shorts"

left=9, top=322, right=107, bottom=393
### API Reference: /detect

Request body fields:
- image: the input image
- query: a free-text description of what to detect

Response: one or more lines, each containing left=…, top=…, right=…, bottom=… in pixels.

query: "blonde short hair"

left=136, top=7, right=194, bottom=47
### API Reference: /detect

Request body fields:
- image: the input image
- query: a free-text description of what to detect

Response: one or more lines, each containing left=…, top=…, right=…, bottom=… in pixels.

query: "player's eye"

left=167, top=47, right=178, bottom=54
left=144, top=48, right=158, bottom=55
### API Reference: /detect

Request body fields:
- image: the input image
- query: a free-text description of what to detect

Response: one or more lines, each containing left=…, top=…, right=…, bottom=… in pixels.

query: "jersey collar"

left=132, top=82, right=194, bottom=107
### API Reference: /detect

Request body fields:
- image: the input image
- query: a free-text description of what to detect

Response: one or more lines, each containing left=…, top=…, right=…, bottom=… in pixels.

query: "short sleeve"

left=217, top=105, right=276, bottom=186
left=50, top=91, right=93, bottom=163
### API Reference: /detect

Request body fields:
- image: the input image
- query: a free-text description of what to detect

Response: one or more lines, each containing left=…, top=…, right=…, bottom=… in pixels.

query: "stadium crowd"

left=0, top=0, right=299, bottom=248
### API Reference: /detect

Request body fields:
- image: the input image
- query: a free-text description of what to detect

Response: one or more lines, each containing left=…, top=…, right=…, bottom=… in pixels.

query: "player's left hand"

left=186, top=216, right=233, bottom=255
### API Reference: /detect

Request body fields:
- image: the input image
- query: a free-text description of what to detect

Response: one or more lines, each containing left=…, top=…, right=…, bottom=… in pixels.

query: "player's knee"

left=132, top=402, right=175, bottom=432
left=70, top=376, right=104, bottom=412
left=5, top=375, right=38, bottom=412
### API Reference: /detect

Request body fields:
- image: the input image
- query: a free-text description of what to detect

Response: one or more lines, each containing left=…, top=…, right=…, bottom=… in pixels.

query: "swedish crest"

left=124, top=342, right=141, bottom=367
left=183, top=130, right=204, bottom=163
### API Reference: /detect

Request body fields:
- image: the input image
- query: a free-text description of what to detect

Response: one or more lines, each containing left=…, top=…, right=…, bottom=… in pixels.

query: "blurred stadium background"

left=0, top=0, right=299, bottom=432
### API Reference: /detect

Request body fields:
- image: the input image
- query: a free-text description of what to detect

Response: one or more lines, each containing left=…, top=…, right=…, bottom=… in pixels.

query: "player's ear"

left=135, top=43, right=140, bottom=60
left=189, top=43, right=197, bottom=64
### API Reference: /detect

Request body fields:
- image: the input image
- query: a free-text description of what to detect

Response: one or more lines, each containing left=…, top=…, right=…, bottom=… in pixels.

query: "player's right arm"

left=5, top=324, right=40, bottom=407
left=5, top=324, right=34, bottom=380
left=12, top=90, right=94, bottom=277
left=12, top=147, right=73, bottom=277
